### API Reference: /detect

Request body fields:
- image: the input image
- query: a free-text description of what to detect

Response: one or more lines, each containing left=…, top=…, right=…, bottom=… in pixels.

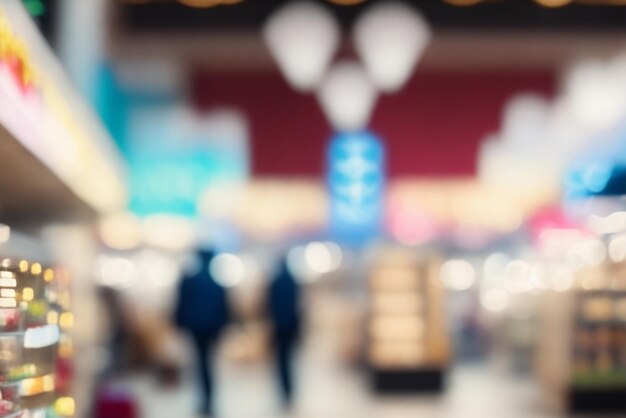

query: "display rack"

left=367, top=248, right=450, bottom=393
left=0, top=1, right=127, bottom=417
left=537, top=261, right=626, bottom=414
left=0, top=259, right=59, bottom=418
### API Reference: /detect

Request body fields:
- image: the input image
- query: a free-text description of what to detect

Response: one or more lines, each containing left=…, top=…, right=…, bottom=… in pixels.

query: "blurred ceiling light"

left=304, top=242, right=341, bottom=274
left=318, top=61, right=377, bottom=131
left=0, top=224, right=9, bottom=244
left=480, top=287, right=509, bottom=313
left=354, top=1, right=430, bottom=92
left=177, top=0, right=244, bottom=8
left=263, top=0, right=340, bottom=92
left=99, top=212, right=142, bottom=251
left=142, top=215, right=196, bottom=251
left=534, top=0, right=572, bottom=7
left=210, top=253, right=246, bottom=287
left=440, top=259, right=475, bottom=291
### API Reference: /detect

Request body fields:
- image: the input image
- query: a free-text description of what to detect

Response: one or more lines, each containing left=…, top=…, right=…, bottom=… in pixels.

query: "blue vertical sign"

left=328, top=131, right=385, bottom=243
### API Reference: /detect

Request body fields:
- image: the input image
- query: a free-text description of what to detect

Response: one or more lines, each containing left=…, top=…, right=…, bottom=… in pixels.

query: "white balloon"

left=263, top=1, right=340, bottom=92
left=317, top=61, right=378, bottom=132
left=562, top=59, right=626, bottom=133
left=501, top=93, right=550, bottom=147
left=477, top=136, right=562, bottom=200
left=354, top=1, right=430, bottom=93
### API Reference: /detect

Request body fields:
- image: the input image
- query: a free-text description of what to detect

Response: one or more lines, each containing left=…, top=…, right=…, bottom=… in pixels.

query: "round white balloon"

left=354, top=1, right=430, bottom=93
left=501, top=93, right=550, bottom=147
left=263, top=1, right=340, bottom=92
left=317, top=61, right=378, bottom=132
left=562, top=59, right=626, bottom=133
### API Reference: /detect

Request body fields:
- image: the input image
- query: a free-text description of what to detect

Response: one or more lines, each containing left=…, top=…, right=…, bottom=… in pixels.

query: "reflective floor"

left=129, top=332, right=561, bottom=418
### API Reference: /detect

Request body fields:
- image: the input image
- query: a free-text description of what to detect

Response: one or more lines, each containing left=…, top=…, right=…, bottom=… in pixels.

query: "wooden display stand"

left=367, top=247, right=450, bottom=393
left=536, top=262, right=626, bottom=414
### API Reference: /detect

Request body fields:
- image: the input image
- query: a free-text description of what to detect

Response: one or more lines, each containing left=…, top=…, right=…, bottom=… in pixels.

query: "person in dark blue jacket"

left=267, top=256, right=302, bottom=407
left=174, top=249, right=230, bottom=417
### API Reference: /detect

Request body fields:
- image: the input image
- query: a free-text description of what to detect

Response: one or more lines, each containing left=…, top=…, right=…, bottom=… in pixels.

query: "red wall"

left=192, top=70, right=554, bottom=178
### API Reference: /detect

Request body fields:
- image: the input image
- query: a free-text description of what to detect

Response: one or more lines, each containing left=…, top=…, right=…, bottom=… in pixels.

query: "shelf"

left=0, top=122, right=95, bottom=225
left=0, top=1, right=126, bottom=226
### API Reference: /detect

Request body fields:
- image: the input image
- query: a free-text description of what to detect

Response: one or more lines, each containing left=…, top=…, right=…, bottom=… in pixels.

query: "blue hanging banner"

left=328, top=131, right=385, bottom=244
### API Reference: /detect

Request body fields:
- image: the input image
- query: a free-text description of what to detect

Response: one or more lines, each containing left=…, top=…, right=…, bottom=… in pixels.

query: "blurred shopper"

left=267, top=257, right=302, bottom=408
left=174, top=249, right=230, bottom=417
left=98, top=285, right=129, bottom=378
left=94, top=287, right=140, bottom=418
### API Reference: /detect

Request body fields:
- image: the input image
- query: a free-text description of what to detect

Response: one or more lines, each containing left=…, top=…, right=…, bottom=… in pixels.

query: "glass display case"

left=367, top=248, right=450, bottom=392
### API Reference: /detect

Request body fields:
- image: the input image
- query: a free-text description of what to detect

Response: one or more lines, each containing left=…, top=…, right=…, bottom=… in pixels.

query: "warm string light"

left=534, top=0, right=573, bottom=7
left=327, top=0, right=367, bottom=5
left=125, top=0, right=626, bottom=8
left=442, top=0, right=483, bottom=5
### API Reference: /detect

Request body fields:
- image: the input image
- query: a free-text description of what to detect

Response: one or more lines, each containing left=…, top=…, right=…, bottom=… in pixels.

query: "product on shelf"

left=0, top=258, right=60, bottom=417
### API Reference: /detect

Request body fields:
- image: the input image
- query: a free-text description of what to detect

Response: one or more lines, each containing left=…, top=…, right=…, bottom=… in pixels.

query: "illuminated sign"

left=328, top=131, right=384, bottom=242
left=127, top=106, right=249, bottom=217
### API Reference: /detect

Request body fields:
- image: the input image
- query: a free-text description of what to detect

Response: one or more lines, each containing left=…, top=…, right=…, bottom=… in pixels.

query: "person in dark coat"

left=174, top=249, right=230, bottom=417
left=267, top=257, right=302, bottom=407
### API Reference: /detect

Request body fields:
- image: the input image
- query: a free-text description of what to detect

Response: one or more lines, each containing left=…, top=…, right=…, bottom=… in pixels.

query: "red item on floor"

left=94, top=386, right=139, bottom=418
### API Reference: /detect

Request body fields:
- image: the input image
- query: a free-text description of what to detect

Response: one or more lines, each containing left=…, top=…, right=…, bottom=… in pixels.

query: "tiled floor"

left=128, top=333, right=561, bottom=418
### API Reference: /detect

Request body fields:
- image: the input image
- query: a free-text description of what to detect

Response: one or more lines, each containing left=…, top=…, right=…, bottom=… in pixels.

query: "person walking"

left=266, top=257, right=302, bottom=408
left=174, top=249, right=230, bottom=417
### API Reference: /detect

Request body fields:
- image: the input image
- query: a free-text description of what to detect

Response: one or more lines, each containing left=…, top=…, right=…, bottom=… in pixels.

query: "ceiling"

left=118, top=0, right=626, bottom=31
left=110, top=0, right=626, bottom=72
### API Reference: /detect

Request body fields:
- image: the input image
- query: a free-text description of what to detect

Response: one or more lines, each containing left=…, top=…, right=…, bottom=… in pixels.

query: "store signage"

left=328, top=131, right=384, bottom=242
